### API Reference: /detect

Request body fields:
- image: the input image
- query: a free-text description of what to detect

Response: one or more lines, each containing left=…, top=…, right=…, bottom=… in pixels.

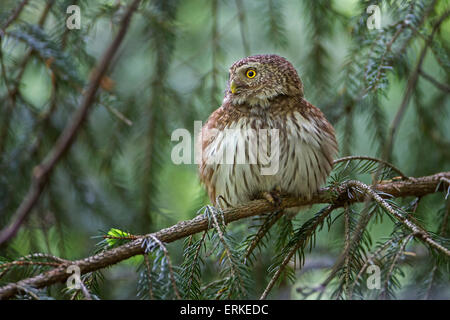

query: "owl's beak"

left=230, top=80, right=238, bottom=94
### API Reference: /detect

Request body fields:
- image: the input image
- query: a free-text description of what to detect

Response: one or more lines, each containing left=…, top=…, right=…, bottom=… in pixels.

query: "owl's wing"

left=297, top=97, right=339, bottom=170
left=196, top=107, right=224, bottom=203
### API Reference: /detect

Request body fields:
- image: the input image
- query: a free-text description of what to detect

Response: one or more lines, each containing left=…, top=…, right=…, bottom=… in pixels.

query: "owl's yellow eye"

left=246, top=69, right=256, bottom=78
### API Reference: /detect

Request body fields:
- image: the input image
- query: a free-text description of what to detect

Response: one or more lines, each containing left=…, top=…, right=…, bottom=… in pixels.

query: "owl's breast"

left=199, top=110, right=337, bottom=207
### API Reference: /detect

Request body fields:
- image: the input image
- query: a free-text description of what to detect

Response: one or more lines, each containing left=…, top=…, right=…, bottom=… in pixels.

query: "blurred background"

left=0, top=0, right=449, bottom=299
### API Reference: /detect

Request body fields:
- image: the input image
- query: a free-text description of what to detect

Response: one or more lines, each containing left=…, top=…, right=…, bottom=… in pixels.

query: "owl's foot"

left=261, top=189, right=282, bottom=208
left=216, top=195, right=232, bottom=209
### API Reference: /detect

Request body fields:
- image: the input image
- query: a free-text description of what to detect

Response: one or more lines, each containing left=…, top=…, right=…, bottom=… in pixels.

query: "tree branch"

left=0, top=0, right=141, bottom=247
left=418, top=68, right=450, bottom=93
left=0, top=171, right=448, bottom=300
left=0, top=0, right=29, bottom=33
left=0, top=0, right=54, bottom=157
left=383, top=10, right=450, bottom=161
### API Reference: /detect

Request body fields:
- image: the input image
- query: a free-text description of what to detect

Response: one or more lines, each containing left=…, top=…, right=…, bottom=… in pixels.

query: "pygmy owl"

left=198, top=54, right=338, bottom=214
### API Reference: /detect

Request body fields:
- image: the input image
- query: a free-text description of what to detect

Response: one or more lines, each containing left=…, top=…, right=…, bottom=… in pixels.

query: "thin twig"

left=0, top=0, right=54, bottom=157
left=26, top=4, right=75, bottom=158
left=0, top=39, right=14, bottom=104
left=14, top=253, right=68, bottom=264
left=103, top=234, right=139, bottom=240
left=418, top=69, right=450, bottom=93
left=0, top=0, right=142, bottom=246
left=211, top=0, right=219, bottom=105
left=319, top=178, right=449, bottom=297
left=0, top=253, right=68, bottom=279
left=244, top=210, right=284, bottom=263
left=147, top=235, right=181, bottom=299
left=186, top=231, right=207, bottom=296
left=383, top=10, right=450, bottom=161
left=78, top=279, right=93, bottom=300
left=319, top=200, right=374, bottom=299
left=14, top=284, right=40, bottom=300
left=380, top=234, right=413, bottom=299
left=343, top=204, right=351, bottom=299
left=333, top=156, right=408, bottom=179
left=208, top=206, right=245, bottom=297
left=69, top=289, right=80, bottom=300
left=260, top=204, right=337, bottom=300
left=350, top=181, right=449, bottom=256
left=363, top=21, right=406, bottom=93
left=235, top=0, right=250, bottom=56
left=348, top=236, right=398, bottom=299
left=349, top=196, right=422, bottom=299
left=103, top=103, right=133, bottom=126
left=0, top=0, right=29, bottom=33
left=0, top=261, right=61, bottom=269
left=143, top=253, right=154, bottom=300
left=424, top=198, right=449, bottom=299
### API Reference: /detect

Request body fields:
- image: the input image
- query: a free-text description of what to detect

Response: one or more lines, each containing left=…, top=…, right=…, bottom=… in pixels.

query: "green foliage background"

left=0, top=0, right=449, bottom=299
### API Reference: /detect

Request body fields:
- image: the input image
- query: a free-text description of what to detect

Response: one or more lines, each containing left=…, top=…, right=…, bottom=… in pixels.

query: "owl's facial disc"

left=229, top=63, right=260, bottom=93
left=227, top=62, right=286, bottom=108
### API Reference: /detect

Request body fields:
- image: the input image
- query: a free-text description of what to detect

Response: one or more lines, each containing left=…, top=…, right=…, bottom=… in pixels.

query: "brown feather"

left=198, top=54, right=338, bottom=211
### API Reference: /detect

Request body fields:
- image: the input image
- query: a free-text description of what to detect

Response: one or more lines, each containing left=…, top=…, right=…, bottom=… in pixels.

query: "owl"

left=198, top=54, right=338, bottom=214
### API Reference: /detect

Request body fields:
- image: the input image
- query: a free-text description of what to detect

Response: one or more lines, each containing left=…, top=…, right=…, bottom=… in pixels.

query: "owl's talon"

left=262, top=191, right=275, bottom=205
left=216, top=195, right=232, bottom=209
left=272, top=190, right=282, bottom=207
left=261, top=190, right=282, bottom=207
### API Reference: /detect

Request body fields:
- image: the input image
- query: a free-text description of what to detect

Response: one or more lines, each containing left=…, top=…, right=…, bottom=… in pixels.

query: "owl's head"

left=226, top=54, right=304, bottom=107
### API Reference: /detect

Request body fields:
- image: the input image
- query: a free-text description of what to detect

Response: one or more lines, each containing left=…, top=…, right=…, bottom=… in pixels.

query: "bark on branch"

left=0, top=171, right=448, bottom=300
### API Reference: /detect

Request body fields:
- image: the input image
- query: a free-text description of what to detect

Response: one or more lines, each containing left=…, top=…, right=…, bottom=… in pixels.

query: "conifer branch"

left=0, top=0, right=54, bottom=157
left=183, top=231, right=207, bottom=298
left=418, top=69, right=450, bottom=93
left=380, top=234, right=413, bottom=299
left=383, top=10, right=450, bottom=161
left=14, top=284, right=40, bottom=300
left=348, top=236, right=400, bottom=299
left=0, top=0, right=142, bottom=247
left=78, top=279, right=93, bottom=300
left=333, top=156, right=408, bottom=179
left=0, top=0, right=29, bottom=33
left=0, top=171, right=448, bottom=299
left=244, top=210, right=284, bottom=263
left=211, top=0, right=219, bottom=105
left=144, top=235, right=181, bottom=299
left=260, top=204, right=337, bottom=300
left=349, top=180, right=449, bottom=256
left=343, top=205, right=351, bottom=298
left=424, top=198, right=449, bottom=299
left=143, top=253, right=154, bottom=300
left=235, top=0, right=250, bottom=56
